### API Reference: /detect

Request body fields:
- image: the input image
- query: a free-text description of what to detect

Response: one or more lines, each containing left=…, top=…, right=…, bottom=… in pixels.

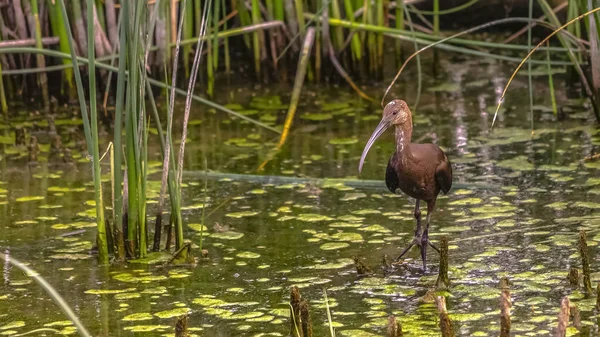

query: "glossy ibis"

left=358, top=99, right=452, bottom=271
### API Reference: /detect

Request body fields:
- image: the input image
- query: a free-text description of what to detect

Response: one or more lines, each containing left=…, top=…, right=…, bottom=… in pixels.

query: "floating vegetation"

left=154, top=308, right=192, bottom=319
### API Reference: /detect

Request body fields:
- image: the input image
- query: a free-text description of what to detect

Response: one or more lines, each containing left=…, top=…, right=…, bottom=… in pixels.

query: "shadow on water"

left=1, top=56, right=600, bottom=336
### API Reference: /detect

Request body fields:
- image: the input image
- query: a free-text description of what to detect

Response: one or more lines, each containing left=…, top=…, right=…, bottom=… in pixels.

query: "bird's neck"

left=395, top=123, right=413, bottom=156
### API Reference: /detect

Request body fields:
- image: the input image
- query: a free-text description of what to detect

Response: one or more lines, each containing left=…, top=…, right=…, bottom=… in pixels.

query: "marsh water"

left=1, top=56, right=600, bottom=336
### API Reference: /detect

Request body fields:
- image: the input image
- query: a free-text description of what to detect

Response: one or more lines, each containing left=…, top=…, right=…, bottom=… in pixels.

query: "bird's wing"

left=435, top=152, right=452, bottom=195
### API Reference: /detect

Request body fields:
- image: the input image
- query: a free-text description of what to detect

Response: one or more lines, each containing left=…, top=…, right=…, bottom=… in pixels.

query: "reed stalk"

left=546, top=41, right=557, bottom=116
left=343, top=0, right=361, bottom=62
left=0, top=31, right=7, bottom=116
left=183, top=0, right=194, bottom=76
left=47, top=0, right=74, bottom=95
left=31, top=0, right=49, bottom=111
left=528, top=0, right=534, bottom=131
left=251, top=0, right=262, bottom=77
left=86, top=0, right=109, bottom=264
left=277, top=27, right=315, bottom=149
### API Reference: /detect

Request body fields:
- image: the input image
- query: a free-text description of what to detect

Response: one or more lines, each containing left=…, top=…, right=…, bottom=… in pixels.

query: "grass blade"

left=0, top=253, right=92, bottom=337
left=491, top=6, right=600, bottom=128
left=277, top=27, right=316, bottom=149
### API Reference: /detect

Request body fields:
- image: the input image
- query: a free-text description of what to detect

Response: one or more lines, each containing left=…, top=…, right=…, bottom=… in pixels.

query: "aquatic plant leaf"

left=297, top=213, right=334, bottom=222
left=329, top=137, right=358, bottom=145
left=320, top=242, right=349, bottom=250
left=236, top=251, right=261, bottom=259
left=225, top=211, right=258, bottom=218
left=128, top=252, right=173, bottom=265
left=85, top=288, right=136, bottom=295
left=0, top=321, right=24, bottom=330
left=154, top=307, right=192, bottom=319
left=123, top=325, right=170, bottom=332
left=301, top=113, right=333, bottom=121
left=49, top=253, right=90, bottom=260
left=122, top=313, right=153, bottom=321
left=15, top=196, right=45, bottom=202
left=427, top=83, right=460, bottom=92
left=188, top=223, right=209, bottom=232
left=210, top=231, right=244, bottom=240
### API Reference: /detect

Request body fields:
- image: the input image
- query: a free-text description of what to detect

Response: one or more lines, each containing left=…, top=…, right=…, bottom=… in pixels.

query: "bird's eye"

left=392, top=111, right=397, bottom=115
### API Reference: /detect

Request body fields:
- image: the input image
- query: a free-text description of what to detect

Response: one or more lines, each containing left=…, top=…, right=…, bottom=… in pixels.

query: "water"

left=1, top=57, right=600, bottom=336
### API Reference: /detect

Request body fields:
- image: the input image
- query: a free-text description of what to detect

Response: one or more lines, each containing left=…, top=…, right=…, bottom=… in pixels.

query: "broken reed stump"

left=570, top=304, right=581, bottom=330
left=175, top=315, right=188, bottom=337
left=354, top=256, right=372, bottom=275
left=499, top=277, right=511, bottom=337
left=435, top=296, right=455, bottom=337
left=386, top=315, right=403, bottom=337
left=596, top=283, right=600, bottom=310
left=382, top=254, right=392, bottom=269
left=578, top=230, right=592, bottom=293
left=555, top=297, right=570, bottom=337
left=28, top=136, right=38, bottom=162
left=568, top=267, right=579, bottom=287
left=290, top=286, right=302, bottom=337
left=436, top=236, right=450, bottom=290
left=289, top=286, right=313, bottom=337
left=299, top=299, right=313, bottom=337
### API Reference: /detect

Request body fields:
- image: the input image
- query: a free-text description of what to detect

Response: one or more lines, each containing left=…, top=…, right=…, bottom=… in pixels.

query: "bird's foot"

left=395, top=230, right=440, bottom=272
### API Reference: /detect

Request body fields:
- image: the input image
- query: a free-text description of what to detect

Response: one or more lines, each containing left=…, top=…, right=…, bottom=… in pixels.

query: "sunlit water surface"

left=1, top=57, right=600, bottom=336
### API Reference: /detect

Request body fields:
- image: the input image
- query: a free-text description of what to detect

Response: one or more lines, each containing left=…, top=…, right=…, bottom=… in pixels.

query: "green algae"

left=123, top=325, right=170, bottom=332
left=49, top=253, right=90, bottom=260
left=301, top=113, right=333, bottom=121
left=115, top=293, right=141, bottom=300
left=329, top=137, right=358, bottom=145
left=188, top=223, right=208, bottom=231
left=237, top=251, right=261, bottom=259
left=210, top=231, right=244, bottom=240
left=15, top=196, right=45, bottom=202
left=449, top=198, right=483, bottom=206
left=122, top=313, right=153, bottom=321
left=545, top=202, right=570, bottom=210
left=358, top=224, right=391, bottom=233
left=330, top=232, right=363, bottom=242
left=0, top=322, right=24, bottom=330
left=297, top=213, right=334, bottom=222
left=340, top=193, right=367, bottom=201
left=572, top=201, right=600, bottom=209
left=225, top=211, right=258, bottom=218
left=112, top=273, right=168, bottom=283
left=496, top=156, right=534, bottom=170
left=128, top=252, right=173, bottom=265
left=154, top=307, right=192, bottom=319
left=339, top=329, right=380, bottom=337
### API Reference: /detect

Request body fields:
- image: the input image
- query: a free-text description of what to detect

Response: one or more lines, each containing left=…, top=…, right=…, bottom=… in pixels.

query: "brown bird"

left=358, top=99, right=452, bottom=271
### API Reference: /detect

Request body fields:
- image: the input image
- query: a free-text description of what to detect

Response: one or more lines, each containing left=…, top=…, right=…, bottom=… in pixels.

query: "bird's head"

left=383, top=99, right=411, bottom=125
left=358, top=99, right=411, bottom=173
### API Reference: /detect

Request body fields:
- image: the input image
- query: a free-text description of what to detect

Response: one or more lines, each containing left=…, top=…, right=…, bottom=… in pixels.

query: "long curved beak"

left=358, top=118, right=391, bottom=173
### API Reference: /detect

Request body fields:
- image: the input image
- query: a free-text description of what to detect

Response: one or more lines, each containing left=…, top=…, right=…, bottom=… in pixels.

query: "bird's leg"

left=395, top=200, right=421, bottom=261
left=420, top=199, right=439, bottom=271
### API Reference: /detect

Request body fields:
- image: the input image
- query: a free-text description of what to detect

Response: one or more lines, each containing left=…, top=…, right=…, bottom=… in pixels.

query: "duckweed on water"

left=154, top=307, right=192, bottom=319
left=297, top=213, right=334, bottom=222
left=237, top=251, right=261, bottom=259
left=329, top=137, right=359, bottom=145
left=122, top=313, right=153, bottom=321
left=210, top=231, right=244, bottom=240
left=0, top=322, right=24, bottom=330
left=225, top=211, right=258, bottom=218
